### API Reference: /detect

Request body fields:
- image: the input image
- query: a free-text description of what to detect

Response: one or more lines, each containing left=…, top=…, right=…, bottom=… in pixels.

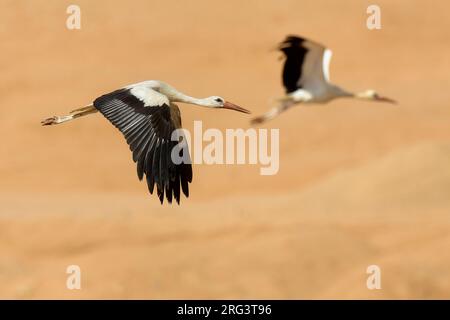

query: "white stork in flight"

left=41, top=81, right=250, bottom=204
left=251, top=35, right=396, bottom=124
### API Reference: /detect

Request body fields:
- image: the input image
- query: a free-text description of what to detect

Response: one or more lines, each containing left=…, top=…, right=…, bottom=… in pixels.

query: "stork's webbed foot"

left=41, top=116, right=60, bottom=126
left=250, top=115, right=267, bottom=125
left=41, top=115, right=73, bottom=126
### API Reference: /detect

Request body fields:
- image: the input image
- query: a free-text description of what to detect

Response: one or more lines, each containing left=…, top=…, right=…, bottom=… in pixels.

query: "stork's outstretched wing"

left=278, top=35, right=332, bottom=93
left=93, top=87, right=192, bottom=204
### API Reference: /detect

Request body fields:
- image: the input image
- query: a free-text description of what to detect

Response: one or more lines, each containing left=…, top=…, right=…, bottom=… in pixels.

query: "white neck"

left=329, top=85, right=353, bottom=98
left=143, top=81, right=213, bottom=107
left=355, top=90, right=375, bottom=100
left=168, top=91, right=214, bottom=107
left=175, top=93, right=207, bottom=105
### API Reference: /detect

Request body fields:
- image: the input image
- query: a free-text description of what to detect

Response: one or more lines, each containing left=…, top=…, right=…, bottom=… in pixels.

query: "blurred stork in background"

left=251, top=35, right=396, bottom=124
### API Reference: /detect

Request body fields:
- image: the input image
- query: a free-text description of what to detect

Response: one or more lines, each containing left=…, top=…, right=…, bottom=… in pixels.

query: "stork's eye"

left=215, top=98, right=223, bottom=103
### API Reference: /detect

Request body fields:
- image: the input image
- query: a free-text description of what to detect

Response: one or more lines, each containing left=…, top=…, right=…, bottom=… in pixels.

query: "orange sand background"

left=0, top=0, right=449, bottom=298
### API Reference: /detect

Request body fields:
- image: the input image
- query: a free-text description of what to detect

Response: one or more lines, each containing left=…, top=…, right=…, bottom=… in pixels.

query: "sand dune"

left=0, top=0, right=449, bottom=299
left=1, top=142, right=449, bottom=299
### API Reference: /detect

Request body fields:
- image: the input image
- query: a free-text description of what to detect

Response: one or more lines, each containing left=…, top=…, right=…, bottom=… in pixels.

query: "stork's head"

left=356, top=90, right=397, bottom=104
left=206, top=96, right=251, bottom=114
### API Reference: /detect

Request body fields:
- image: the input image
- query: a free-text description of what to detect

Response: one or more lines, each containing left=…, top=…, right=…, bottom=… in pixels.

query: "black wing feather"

left=279, top=35, right=308, bottom=93
left=93, top=88, right=192, bottom=204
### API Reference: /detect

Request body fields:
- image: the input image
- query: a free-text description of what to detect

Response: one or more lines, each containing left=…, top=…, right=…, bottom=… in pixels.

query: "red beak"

left=222, top=101, right=251, bottom=114
left=377, top=96, right=397, bottom=104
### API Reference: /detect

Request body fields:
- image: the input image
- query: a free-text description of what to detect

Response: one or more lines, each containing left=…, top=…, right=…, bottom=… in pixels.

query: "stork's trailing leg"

left=250, top=99, right=296, bottom=125
left=41, top=104, right=97, bottom=126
